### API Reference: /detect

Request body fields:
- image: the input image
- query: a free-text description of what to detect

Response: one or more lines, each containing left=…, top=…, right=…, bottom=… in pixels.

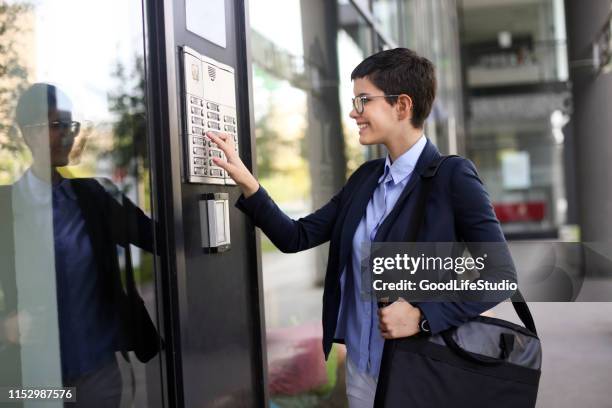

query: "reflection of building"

left=460, top=0, right=572, bottom=239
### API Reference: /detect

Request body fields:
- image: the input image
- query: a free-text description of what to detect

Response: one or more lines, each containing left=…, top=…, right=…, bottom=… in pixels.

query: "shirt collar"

left=17, top=169, right=77, bottom=204
left=378, top=135, right=427, bottom=185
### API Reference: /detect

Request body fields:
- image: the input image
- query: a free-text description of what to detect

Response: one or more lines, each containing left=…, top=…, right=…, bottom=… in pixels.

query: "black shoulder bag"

left=374, top=156, right=542, bottom=408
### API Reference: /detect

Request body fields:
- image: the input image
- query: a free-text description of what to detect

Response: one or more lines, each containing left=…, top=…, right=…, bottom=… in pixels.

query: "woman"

left=209, top=48, right=513, bottom=407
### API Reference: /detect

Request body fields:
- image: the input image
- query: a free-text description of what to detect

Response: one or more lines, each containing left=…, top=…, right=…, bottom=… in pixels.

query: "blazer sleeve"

left=417, top=158, right=517, bottom=334
left=82, top=179, right=156, bottom=253
left=235, top=184, right=346, bottom=254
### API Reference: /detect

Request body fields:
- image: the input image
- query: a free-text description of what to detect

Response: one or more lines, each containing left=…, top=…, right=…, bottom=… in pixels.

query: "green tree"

left=0, top=3, right=33, bottom=183
left=106, top=56, right=147, bottom=193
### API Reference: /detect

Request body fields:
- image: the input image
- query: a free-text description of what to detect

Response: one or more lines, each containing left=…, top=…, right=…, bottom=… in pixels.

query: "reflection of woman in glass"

left=0, top=83, right=158, bottom=407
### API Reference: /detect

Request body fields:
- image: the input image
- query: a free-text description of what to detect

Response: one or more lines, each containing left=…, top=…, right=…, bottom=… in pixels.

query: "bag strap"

left=400, top=155, right=458, bottom=243
left=422, top=155, right=538, bottom=335
left=374, top=155, right=459, bottom=407
left=510, top=291, right=537, bottom=335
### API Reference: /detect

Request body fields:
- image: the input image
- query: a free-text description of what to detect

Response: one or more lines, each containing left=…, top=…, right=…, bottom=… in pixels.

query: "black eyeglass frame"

left=22, top=120, right=81, bottom=136
left=351, top=94, right=403, bottom=114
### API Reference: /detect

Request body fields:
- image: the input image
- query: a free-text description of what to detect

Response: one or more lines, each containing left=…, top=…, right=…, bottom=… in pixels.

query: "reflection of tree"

left=106, top=56, right=147, bottom=193
left=0, top=3, right=33, bottom=182
left=255, top=104, right=293, bottom=179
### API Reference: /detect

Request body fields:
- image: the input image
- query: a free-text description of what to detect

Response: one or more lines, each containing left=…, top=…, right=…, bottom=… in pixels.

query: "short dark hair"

left=351, top=48, right=436, bottom=129
left=15, top=83, right=72, bottom=130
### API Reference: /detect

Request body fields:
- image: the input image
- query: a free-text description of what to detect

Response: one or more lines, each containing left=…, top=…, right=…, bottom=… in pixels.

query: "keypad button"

left=206, top=102, right=220, bottom=112
left=193, top=147, right=205, bottom=156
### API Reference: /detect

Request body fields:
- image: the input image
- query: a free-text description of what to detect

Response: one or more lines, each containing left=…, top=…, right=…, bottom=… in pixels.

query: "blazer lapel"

left=394, top=140, right=440, bottom=213
left=374, top=139, right=440, bottom=241
left=71, top=179, right=107, bottom=267
left=337, top=159, right=385, bottom=272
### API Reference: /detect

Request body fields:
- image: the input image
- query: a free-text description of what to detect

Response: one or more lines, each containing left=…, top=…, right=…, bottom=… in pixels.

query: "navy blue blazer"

left=236, top=139, right=515, bottom=359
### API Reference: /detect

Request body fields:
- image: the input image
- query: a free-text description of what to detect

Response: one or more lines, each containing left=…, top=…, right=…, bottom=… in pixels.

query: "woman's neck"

left=385, top=128, right=424, bottom=162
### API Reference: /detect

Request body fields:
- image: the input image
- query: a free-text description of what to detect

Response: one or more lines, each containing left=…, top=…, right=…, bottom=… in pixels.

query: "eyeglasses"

left=352, top=94, right=402, bottom=115
left=23, top=120, right=81, bottom=136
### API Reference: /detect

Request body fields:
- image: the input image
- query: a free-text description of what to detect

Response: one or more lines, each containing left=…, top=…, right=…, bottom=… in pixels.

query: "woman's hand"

left=2, top=311, right=31, bottom=345
left=207, top=131, right=259, bottom=198
left=377, top=298, right=421, bottom=339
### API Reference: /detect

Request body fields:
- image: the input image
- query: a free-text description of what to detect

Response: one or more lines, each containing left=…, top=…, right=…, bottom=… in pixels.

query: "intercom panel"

left=181, top=46, right=239, bottom=185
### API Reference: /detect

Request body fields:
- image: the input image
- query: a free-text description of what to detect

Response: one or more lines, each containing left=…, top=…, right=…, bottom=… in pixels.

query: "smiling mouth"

left=357, top=123, right=369, bottom=130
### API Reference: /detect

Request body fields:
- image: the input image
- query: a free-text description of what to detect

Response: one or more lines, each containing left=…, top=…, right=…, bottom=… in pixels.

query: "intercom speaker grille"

left=208, top=65, right=216, bottom=82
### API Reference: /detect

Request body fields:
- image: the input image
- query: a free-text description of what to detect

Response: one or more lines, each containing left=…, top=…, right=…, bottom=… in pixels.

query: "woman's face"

left=25, top=108, right=76, bottom=168
left=349, top=77, right=400, bottom=147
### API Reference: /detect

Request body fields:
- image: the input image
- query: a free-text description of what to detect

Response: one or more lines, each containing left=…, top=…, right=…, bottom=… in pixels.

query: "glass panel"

left=372, top=0, right=400, bottom=44
left=460, top=0, right=570, bottom=237
left=248, top=0, right=379, bottom=404
left=249, top=0, right=375, bottom=406
left=401, top=0, right=465, bottom=155
left=338, top=4, right=375, bottom=173
left=461, top=0, right=569, bottom=86
left=0, top=1, right=163, bottom=407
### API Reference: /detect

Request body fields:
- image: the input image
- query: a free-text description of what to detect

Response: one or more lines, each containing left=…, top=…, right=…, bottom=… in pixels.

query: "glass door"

left=0, top=1, right=165, bottom=406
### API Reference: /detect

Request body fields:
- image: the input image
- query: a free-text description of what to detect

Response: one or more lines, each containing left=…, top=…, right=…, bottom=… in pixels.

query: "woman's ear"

left=396, top=94, right=413, bottom=121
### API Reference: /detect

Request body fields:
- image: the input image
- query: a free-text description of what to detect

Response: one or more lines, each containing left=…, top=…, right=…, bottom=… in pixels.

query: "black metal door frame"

left=142, top=0, right=268, bottom=406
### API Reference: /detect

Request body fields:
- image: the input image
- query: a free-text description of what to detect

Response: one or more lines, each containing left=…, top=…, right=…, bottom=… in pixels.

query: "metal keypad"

left=183, top=47, right=240, bottom=185
left=186, top=95, right=237, bottom=183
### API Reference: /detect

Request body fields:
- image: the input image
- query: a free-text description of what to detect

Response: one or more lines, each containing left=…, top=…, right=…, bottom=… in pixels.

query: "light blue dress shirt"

left=334, top=135, right=427, bottom=378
